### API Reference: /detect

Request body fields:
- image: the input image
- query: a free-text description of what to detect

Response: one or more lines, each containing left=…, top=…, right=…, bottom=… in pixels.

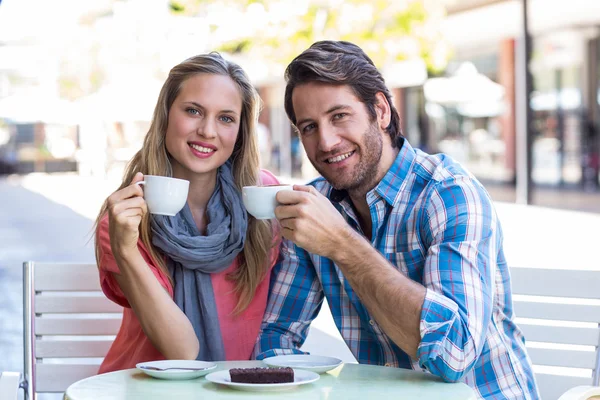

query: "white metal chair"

left=0, top=262, right=122, bottom=400
left=511, top=267, right=600, bottom=400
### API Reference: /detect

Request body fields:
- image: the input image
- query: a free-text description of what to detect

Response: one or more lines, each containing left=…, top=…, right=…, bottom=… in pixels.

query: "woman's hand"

left=107, top=172, right=147, bottom=259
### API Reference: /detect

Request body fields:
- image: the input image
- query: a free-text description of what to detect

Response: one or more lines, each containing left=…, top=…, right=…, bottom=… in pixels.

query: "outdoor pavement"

left=1, top=172, right=599, bottom=396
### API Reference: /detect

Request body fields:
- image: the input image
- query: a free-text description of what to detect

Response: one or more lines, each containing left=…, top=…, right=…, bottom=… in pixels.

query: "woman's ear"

left=374, top=92, right=391, bottom=131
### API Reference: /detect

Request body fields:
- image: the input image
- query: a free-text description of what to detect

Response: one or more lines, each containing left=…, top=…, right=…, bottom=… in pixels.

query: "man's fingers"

left=276, top=186, right=313, bottom=205
left=292, top=184, right=313, bottom=193
left=275, top=204, right=299, bottom=220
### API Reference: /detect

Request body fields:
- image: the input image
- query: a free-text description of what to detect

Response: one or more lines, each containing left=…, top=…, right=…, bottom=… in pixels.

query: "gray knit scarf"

left=150, top=161, right=247, bottom=361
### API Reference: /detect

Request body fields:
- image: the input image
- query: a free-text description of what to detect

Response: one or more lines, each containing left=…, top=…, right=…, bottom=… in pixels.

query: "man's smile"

left=325, top=150, right=355, bottom=164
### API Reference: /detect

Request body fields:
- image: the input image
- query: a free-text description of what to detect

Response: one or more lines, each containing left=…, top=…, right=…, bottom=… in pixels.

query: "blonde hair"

left=95, top=52, right=275, bottom=314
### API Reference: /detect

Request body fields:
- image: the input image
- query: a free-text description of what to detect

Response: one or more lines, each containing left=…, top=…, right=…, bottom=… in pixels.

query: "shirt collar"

left=372, top=138, right=416, bottom=206
left=328, top=138, right=416, bottom=207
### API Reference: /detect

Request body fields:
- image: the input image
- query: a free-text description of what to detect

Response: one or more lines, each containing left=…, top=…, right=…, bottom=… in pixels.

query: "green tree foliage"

left=169, top=0, right=450, bottom=74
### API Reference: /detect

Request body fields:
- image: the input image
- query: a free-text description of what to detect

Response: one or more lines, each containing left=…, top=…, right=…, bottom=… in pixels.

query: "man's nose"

left=318, top=125, right=340, bottom=153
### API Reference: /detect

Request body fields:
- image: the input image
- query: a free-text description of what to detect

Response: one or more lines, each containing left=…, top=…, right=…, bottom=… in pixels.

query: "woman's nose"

left=197, top=119, right=217, bottom=138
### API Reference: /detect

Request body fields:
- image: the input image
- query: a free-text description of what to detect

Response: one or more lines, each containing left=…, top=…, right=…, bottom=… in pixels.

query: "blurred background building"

left=0, top=0, right=599, bottom=210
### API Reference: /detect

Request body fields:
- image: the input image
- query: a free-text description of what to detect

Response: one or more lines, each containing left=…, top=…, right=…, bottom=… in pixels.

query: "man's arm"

left=252, top=239, right=325, bottom=360
left=276, top=181, right=496, bottom=382
left=334, top=179, right=497, bottom=381
left=331, top=228, right=425, bottom=359
left=275, top=185, right=425, bottom=358
left=414, top=177, right=496, bottom=382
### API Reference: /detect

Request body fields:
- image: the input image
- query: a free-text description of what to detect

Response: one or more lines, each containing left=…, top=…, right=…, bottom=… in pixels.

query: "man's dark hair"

left=284, top=40, right=403, bottom=147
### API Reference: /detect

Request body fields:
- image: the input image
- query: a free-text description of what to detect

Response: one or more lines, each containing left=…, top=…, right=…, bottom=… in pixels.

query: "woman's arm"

left=104, top=172, right=199, bottom=360
left=111, top=252, right=199, bottom=360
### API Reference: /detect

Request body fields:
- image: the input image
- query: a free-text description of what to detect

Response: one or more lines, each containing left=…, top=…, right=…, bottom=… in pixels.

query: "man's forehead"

left=292, top=83, right=360, bottom=111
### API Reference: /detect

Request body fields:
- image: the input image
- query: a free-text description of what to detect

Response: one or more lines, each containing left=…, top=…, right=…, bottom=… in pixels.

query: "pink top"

left=97, top=170, right=280, bottom=374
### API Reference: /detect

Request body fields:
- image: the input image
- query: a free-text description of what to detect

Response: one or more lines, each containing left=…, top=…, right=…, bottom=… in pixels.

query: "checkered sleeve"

left=252, top=238, right=325, bottom=360
left=416, top=176, right=497, bottom=383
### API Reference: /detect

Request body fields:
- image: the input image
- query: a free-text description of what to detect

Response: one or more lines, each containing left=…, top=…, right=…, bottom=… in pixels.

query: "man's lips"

left=325, top=150, right=355, bottom=164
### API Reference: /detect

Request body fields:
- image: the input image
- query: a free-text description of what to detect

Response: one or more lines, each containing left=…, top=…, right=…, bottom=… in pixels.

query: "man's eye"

left=333, top=113, right=347, bottom=120
left=302, top=123, right=316, bottom=133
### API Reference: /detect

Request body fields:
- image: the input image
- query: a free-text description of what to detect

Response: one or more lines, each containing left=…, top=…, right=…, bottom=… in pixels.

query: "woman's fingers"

left=108, top=179, right=145, bottom=208
left=109, top=196, right=147, bottom=218
left=130, top=172, right=144, bottom=185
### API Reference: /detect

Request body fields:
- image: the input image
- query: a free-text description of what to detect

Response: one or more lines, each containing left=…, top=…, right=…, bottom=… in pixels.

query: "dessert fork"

left=139, top=365, right=208, bottom=371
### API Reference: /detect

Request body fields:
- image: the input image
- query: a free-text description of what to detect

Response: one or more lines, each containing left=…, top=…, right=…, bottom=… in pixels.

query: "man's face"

left=291, top=82, right=393, bottom=194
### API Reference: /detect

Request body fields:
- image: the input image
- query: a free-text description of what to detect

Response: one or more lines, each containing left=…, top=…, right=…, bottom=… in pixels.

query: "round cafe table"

left=64, top=360, right=477, bottom=400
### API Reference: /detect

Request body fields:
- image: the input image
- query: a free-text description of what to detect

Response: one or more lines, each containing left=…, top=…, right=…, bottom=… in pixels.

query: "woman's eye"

left=220, top=115, right=234, bottom=123
left=186, top=108, right=200, bottom=115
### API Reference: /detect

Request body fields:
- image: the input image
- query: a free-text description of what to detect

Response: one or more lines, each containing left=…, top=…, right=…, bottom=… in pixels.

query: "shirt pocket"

left=385, top=248, right=425, bottom=282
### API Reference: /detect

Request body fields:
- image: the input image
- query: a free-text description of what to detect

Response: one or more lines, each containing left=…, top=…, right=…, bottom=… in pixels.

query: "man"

left=253, top=40, right=539, bottom=399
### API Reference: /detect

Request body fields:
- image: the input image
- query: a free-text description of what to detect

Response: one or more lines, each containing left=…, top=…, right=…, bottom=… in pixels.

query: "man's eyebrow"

left=182, top=101, right=239, bottom=115
left=325, top=104, right=351, bottom=114
left=296, top=104, right=351, bottom=127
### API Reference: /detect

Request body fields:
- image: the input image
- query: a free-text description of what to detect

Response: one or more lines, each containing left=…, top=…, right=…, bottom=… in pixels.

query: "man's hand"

left=275, top=185, right=352, bottom=259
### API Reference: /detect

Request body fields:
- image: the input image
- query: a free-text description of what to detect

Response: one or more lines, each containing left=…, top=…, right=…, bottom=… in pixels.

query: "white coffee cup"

left=242, top=184, right=293, bottom=220
left=136, top=175, right=189, bottom=216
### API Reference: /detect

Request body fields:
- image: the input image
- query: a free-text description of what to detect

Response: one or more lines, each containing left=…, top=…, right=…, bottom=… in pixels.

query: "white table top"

left=64, top=360, right=477, bottom=400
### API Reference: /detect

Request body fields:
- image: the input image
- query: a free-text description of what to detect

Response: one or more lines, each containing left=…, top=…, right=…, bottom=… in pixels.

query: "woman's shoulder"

left=258, top=169, right=279, bottom=185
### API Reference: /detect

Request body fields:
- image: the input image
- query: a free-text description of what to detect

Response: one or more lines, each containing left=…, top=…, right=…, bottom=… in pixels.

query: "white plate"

left=262, top=354, right=343, bottom=374
left=136, top=360, right=217, bottom=380
left=205, top=368, right=320, bottom=392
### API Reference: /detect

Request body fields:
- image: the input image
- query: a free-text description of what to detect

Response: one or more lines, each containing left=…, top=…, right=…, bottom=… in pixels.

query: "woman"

left=94, top=52, right=280, bottom=373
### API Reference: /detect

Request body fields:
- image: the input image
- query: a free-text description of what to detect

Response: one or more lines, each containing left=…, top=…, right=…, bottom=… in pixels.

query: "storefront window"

left=531, top=30, right=584, bottom=187
left=423, top=51, right=511, bottom=183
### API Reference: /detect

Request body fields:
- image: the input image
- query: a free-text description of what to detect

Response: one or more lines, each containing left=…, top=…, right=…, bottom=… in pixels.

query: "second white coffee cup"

left=242, top=185, right=293, bottom=219
left=136, top=175, right=189, bottom=216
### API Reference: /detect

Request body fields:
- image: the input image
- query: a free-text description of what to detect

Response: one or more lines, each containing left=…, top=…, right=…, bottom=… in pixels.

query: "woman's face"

left=165, top=73, right=242, bottom=181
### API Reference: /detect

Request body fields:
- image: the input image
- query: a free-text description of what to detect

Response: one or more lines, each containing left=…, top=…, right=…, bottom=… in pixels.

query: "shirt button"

left=384, top=363, right=391, bottom=367
left=369, top=319, right=375, bottom=326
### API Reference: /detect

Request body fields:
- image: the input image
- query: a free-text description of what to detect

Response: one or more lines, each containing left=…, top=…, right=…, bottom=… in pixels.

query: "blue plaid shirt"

left=253, top=140, right=539, bottom=399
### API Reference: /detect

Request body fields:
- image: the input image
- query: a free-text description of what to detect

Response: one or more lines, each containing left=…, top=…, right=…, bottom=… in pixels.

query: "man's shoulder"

left=413, top=149, right=478, bottom=185
left=409, top=149, right=492, bottom=208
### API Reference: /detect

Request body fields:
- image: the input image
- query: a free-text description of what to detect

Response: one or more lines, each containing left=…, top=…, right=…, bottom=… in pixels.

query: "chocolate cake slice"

left=229, top=367, right=294, bottom=384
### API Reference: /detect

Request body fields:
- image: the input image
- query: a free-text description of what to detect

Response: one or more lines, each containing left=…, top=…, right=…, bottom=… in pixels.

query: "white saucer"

left=136, top=360, right=217, bottom=380
left=205, top=369, right=320, bottom=392
left=262, top=354, right=343, bottom=374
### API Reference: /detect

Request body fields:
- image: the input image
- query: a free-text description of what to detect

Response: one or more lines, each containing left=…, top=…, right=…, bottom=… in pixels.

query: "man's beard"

left=314, top=123, right=383, bottom=195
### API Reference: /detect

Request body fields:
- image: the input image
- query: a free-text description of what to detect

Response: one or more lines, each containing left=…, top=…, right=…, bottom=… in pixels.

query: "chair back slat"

left=511, top=267, right=600, bottom=299
left=36, top=364, right=101, bottom=393
left=24, top=262, right=123, bottom=397
left=519, top=324, right=599, bottom=346
left=36, top=340, right=114, bottom=358
left=514, top=300, right=600, bottom=323
left=34, top=263, right=102, bottom=291
left=35, top=317, right=122, bottom=336
left=36, top=295, right=122, bottom=313
left=527, top=348, right=597, bottom=370
left=510, top=266, right=600, bottom=400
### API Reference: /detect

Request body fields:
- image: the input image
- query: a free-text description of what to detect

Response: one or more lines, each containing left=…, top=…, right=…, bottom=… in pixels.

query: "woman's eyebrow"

left=182, top=101, right=239, bottom=116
